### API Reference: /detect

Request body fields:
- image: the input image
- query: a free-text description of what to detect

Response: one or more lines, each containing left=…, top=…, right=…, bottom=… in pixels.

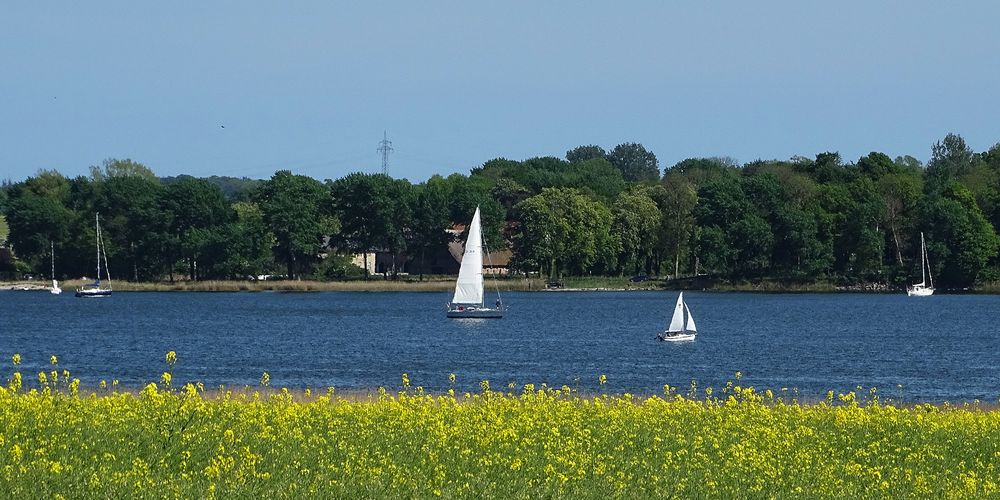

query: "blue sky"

left=2, top=1, right=999, bottom=183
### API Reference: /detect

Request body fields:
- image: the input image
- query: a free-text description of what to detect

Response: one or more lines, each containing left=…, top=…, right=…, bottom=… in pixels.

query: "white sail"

left=684, top=302, right=696, bottom=332
left=50, top=242, right=62, bottom=294
left=667, top=292, right=685, bottom=332
left=451, top=207, right=484, bottom=305
left=923, top=233, right=934, bottom=289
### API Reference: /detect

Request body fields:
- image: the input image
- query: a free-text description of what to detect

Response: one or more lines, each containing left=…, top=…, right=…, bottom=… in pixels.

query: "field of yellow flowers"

left=2, top=353, right=999, bottom=498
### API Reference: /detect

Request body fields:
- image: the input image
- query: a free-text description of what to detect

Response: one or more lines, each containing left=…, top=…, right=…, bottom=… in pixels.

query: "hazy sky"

left=3, top=1, right=999, bottom=183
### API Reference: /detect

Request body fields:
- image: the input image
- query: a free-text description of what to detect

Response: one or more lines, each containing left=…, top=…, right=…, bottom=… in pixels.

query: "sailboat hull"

left=906, top=286, right=934, bottom=297
left=658, top=332, right=696, bottom=342
left=75, top=288, right=112, bottom=298
left=447, top=305, right=503, bottom=319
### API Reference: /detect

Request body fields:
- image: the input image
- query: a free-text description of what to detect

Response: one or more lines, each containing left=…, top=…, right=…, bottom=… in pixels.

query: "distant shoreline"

left=2, top=278, right=993, bottom=294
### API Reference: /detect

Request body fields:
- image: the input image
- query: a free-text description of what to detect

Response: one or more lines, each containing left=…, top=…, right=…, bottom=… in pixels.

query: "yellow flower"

left=599, top=374, right=607, bottom=386
left=449, top=373, right=456, bottom=384
left=402, top=373, right=410, bottom=388
left=260, top=371, right=270, bottom=387
left=11, top=353, right=20, bottom=365
left=165, top=351, right=177, bottom=366
left=50, top=355, right=58, bottom=366
left=161, top=372, right=172, bottom=387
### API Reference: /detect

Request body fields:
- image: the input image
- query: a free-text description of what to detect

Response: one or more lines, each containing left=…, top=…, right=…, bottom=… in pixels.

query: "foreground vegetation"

left=2, top=356, right=999, bottom=498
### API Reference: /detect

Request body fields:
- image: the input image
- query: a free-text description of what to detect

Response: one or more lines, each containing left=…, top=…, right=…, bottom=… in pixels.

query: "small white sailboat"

left=50, top=241, right=62, bottom=295
left=447, top=207, right=504, bottom=319
left=658, top=292, right=697, bottom=342
left=907, top=232, right=934, bottom=297
left=75, top=213, right=113, bottom=298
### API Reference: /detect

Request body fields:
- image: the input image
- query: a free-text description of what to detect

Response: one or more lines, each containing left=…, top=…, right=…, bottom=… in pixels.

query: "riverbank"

left=0, top=277, right=988, bottom=293
left=0, top=277, right=657, bottom=293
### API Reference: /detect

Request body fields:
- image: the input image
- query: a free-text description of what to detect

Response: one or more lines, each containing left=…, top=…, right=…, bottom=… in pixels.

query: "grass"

left=2, top=361, right=999, bottom=498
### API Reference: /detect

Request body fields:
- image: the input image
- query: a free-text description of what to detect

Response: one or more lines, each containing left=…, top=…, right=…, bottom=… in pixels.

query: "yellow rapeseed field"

left=2, top=353, right=999, bottom=498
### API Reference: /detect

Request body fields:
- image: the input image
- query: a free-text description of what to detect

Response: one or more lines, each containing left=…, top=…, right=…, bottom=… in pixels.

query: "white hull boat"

left=658, top=292, right=697, bottom=342
left=907, top=232, right=934, bottom=297
left=447, top=207, right=504, bottom=319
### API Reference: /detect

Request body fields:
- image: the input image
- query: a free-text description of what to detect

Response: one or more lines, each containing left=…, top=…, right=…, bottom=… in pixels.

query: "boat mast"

left=920, top=231, right=934, bottom=288
left=95, top=213, right=101, bottom=282
left=51, top=241, right=55, bottom=279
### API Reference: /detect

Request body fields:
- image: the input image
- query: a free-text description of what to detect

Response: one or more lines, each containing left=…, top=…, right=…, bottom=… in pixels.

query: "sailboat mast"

left=51, top=241, right=55, bottom=279
left=95, top=213, right=101, bottom=281
left=923, top=232, right=933, bottom=288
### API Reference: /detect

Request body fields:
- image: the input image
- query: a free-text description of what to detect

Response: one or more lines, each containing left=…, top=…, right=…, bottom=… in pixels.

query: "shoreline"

left=0, top=278, right=990, bottom=294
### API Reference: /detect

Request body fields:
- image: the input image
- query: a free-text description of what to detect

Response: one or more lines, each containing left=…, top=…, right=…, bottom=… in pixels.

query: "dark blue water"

left=1, top=290, right=998, bottom=402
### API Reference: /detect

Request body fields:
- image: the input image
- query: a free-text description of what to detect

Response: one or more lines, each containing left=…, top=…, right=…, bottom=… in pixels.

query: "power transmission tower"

left=377, top=131, right=393, bottom=175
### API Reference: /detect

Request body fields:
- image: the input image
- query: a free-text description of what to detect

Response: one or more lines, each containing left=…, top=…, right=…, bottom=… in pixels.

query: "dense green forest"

left=2, top=134, right=1000, bottom=289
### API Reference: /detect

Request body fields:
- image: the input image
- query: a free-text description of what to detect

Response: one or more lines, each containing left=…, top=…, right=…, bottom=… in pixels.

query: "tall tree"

left=566, top=145, right=606, bottom=164
left=926, top=133, right=974, bottom=188
left=512, top=188, right=614, bottom=278
left=223, top=202, right=273, bottom=279
left=606, top=143, right=660, bottom=183
left=407, top=180, right=452, bottom=280
left=653, top=176, right=698, bottom=277
left=256, top=170, right=332, bottom=279
left=920, top=182, right=999, bottom=287
left=611, top=189, right=661, bottom=275
left=161, top=177, right=234, bottom=280
left=99, top=173, right=169, bottom=281
left=330, top=173, right=412, bottom=279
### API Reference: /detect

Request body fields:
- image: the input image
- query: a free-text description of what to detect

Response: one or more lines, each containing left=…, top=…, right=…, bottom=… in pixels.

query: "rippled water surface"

left=2, top=290, right=998, bottom=402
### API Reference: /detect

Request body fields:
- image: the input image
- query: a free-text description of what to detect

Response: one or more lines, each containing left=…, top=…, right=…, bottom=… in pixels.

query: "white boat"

left=50, top=241, right=62, bottom=295
left=447, top=207, right=503, bottom=319
left=658, top=292, right=697, bottom=342
left=75, top=213, right=112, bottom=298
left=907, top=232, right=934, bottom=297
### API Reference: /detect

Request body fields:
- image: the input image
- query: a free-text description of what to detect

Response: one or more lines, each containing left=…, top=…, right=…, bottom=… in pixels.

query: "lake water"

left=1, top=290, right=998, bottom=402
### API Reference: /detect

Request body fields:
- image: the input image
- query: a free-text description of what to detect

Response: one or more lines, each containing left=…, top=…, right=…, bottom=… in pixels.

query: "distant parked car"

left=545, top=280, right=564, bottom=289
left=629, top=275, right=650, bottom=283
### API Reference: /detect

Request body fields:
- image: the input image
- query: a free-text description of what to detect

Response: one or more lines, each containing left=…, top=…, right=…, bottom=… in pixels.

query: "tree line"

left=2, top=135, right=999, bottom=288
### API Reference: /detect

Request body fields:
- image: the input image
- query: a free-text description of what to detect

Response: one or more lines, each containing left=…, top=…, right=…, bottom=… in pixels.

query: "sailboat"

left=446, top=207, right=504, bottom=318
left=75, top=213, right=113, bottom=298
left=907, top=232, right=934, bottom=297
left=50, top=241, right=62, bottom=295
left=658, top=292, right=697, bottom=342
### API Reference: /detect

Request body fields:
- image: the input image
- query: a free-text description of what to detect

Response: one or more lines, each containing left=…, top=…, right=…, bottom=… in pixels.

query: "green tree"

left=3, top=171, right=74, bottom=274
left=161, top=177, right=234, bottom=280
left=256, top=170, right=332, bottom=279
left=611, top=189, right=661, bottom=275
left=512, top=188, right=614, bottom=278
left=221, top=202, right=273, bottom=279
left=926, top=133, right=974, bottom=187
left=90, top=158, right=157, bottom=182
left=99, top=173, right=169, bottom=281
left=566, top=145, right=606, bottom=164
left=606, top=143, right=659, bottom=183
left=652, top=175, right=698, bottom=277
left=407, top=180, right=452, bottom=280
left=330, top=173, right=412, bottom=279
left=920, top=182, right=999, bottom=286
left=0, top=214, right=8, bottom=244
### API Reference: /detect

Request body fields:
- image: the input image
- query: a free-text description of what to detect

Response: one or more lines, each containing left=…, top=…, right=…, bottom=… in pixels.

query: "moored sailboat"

left=907, top=232, right=934, bottom=297
left=50, top=241, right=62, bottom=295
left=75, top=213, right=113, bottom=298
left=447, top=207, right=503, bottom=318
left=658, top=292, right=696, bottom=342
